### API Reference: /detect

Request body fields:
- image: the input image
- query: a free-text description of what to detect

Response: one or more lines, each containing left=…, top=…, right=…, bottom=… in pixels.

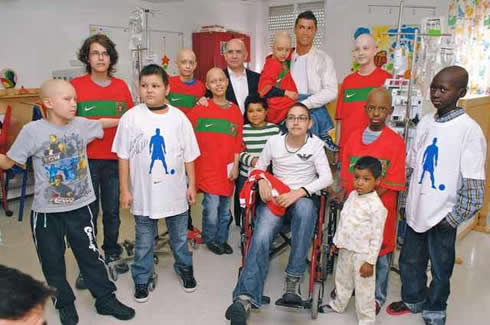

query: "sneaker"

left=134, top=284, right=149, bottom=303
left=95, top=294, right=135, bottom=320
left=282, top=275, right=302, bottom=306
left=376, top=301, right=381, bottom=315
left=177, top=266, right=197, bottom=293
left=321, top=133, right=339, bottom=152
left=225, top=297, right=251, bottom=325
left=106, top=255, right=129, bottom=274
left=222, top=242, right=233, bottom=255
left=75, top=273, right=87, bottom=290
left=59, top=304, right=79, bottom=325
left=386, top=301, right=413, bottom=316
left=318, top=304, right=336, bottom=314
left=207, top=242, right=224, bottom=255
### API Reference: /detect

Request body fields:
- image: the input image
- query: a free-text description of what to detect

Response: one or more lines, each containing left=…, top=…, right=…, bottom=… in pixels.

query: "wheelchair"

left=239, top=184, right=339, bottom=319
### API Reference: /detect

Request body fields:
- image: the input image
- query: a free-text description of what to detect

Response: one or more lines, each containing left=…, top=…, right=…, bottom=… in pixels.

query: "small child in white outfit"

left=322, top=156, right=387, bottom=325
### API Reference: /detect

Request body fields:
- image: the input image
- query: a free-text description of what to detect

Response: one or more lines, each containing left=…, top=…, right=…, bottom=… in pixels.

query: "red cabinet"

left=192, top=31, right=251, bottom=81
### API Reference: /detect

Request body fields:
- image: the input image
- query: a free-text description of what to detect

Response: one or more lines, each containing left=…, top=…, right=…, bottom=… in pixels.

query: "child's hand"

left=251, top=157, right=258, bottom=167
left=359, top=262, right=374, bottom=278
left=276, top=189, right=305, bottom=208
left=187, top=185, right=196, bottom=205
left=228, top=164, right=239, bottom=181
left=285, top=90, right=298, bottom=100
left=258, top=179, right=273, bottom=202
left=196, top=97, right=209, bottom=107
left=120, top=190, right=132, bottom=209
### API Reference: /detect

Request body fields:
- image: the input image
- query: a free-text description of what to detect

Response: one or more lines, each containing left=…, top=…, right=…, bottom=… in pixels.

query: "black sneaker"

left=222, top=242, right=233, bottom=255
left=225, top=297, right=250, bottom=325
left=282, top=275, right=302, bottom=306
left=207, top=242, right=224, bottom=255
left=106, top=254, right=129, bottom=274
left=177, top=266, right=197, bottom=293
left=134, top=284, right=149, bottom=303
left=75, top=273, right=87, bottom=290
left=59, top=304, right=79, bottom=325
left=95, top=294, right=135, bottom=320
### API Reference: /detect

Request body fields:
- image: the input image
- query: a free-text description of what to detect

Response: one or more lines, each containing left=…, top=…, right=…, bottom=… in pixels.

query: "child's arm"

left=366, top=205, right=388, bottom=268
left=118, top=158, right=132, bottom=209
left=0, top=154, right=16, bottom=170
left=185, top=161, right=197, bottom=205
left=99, top=118, right=120, bottom=129
left=228, top=153, right=239, bottom=181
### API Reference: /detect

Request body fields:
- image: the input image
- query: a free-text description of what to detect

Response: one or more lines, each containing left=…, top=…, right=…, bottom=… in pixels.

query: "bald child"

left=0, top=80, right=135, bottom=324
left=187, top=68, right=243, bottom=256
left=336, top=33, right=392, bottom=159
left=168, top=48, right=206, bottom=116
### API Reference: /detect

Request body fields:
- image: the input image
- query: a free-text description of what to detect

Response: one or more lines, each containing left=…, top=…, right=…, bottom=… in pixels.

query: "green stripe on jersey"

left=77, top=100, right=127, bottom=117
left=168, top=93, right=197, bottom=108
left=343, top=87, right=376, bottom=103
left=195, top=118, right=237, bottom=136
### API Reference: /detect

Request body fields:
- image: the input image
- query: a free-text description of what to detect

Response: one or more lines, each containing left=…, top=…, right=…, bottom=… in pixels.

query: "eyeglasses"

left=286, top=115, right=309, bottom=122
left=89, top=51, right=109, bottom=58
left=365, top=105, right=390, bottom=113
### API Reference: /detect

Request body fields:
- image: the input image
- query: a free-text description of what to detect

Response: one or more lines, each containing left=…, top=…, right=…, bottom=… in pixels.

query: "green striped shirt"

left=239, top=123, right=280, bottom=177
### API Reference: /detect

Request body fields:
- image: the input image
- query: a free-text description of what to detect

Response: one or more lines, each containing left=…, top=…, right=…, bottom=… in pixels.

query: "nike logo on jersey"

left=84, top=106, right=96, bottom=111
left=204, top=124, right=214, bottom=128
left=345, top=93, right=356, bottom=98
left=170, top=98, right=182, bottom=102
left=297, top=153, right=312, bottom=161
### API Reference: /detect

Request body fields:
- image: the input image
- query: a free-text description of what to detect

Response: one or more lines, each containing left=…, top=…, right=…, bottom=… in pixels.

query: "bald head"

left=226, top=39, right=247, bottom=53
left=177, top=48, right=196, bottom=62
left=353, top=33, right=377, bottom=67
left=434, top=65, right=469, bottom=89
left=40, top=80, right=75, bottom=100
left=206, top=67, right=226, bottom=83
left=367, top=87, right=392, bottom=105
left=355, top=33, right=376, bottom=47
left=273, top=31, right=291, bottom=46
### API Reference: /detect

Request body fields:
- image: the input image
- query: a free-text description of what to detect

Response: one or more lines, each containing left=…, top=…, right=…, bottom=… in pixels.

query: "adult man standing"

left=222, top=38, right=260, bottom=116
left=290, top=10, right=338, bottom=151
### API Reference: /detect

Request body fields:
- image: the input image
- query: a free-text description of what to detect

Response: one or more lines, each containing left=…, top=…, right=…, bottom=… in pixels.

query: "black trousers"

left=31, top=205, right=116, bottom=308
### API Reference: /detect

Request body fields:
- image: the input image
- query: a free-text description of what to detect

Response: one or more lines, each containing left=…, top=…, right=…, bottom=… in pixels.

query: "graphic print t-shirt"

left=112, top=104, right=200, bottom=219
left=7, top=118, right=103, bottom=213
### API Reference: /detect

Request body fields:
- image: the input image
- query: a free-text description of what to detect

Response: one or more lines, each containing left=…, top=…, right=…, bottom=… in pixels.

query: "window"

left=268, top=1, right=326, bottom=48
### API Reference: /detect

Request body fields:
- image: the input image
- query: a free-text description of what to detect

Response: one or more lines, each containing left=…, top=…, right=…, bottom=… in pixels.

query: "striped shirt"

left=362, top=127, right=382, bottom=145
left=239, top=123, right=280, bottom=177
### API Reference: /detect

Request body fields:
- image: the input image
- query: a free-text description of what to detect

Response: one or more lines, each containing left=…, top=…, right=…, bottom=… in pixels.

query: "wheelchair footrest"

left=275, top=297, right=306, bottom=309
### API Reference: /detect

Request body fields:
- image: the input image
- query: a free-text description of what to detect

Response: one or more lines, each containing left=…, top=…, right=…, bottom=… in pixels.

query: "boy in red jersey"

left=333, top=88, right=405, bottom=314
left=336, top=33, right=392, bottom=158
left=72, top=34, right=134, bottom=288
left=187, top=68, right=243, bottom=256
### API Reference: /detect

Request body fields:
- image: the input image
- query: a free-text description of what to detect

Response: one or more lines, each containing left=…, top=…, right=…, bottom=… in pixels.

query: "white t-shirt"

left=291, top=54, right=309, bottom=94
left=227, top=67, right=248, bottom=114
left=255, top=134, right=333, bottom=194
left=406, top=113, right=486, bottom=232
left=112, top=104, right=200, bottom=219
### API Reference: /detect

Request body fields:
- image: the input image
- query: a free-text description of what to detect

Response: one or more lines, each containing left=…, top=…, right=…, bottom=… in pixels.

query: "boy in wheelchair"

left=225, top=103, right=333, bottom=325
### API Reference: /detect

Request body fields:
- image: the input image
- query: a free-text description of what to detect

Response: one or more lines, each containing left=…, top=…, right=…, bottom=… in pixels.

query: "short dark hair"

left=139, top=64, right=169, bottom=87
left=78, top=34, right=119, bottom=76
left=288, top=102, right=311, bottom=119
left=0, top=265, right=55, bottom=320
left=354, top=156, right=382, bottom=178
left=295, top=10, right=318, bottom=28
left=244, top=94, right=268, bottom=112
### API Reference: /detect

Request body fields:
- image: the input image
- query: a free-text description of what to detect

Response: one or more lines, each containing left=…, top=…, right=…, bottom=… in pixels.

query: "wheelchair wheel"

left=311, top=281, right=321, bottom=319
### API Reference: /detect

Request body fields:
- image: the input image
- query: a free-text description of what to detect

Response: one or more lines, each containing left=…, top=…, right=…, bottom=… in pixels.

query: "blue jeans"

left=375, top=252, right=392, bottom=306
left=88, top=159, right=121, bottom=256
left=202, top=193, right=232, bottom=245
left=232, top=197, right=319, bottom=307
left=298, top=94, right=334, bottom=136
left=131, top=212, right=192, bottom=285
left=399, top=224, right=457, bottom=325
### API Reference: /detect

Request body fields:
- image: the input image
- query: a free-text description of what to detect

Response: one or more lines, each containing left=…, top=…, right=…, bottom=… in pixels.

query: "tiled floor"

left=1, top=196, right=489, bottom=324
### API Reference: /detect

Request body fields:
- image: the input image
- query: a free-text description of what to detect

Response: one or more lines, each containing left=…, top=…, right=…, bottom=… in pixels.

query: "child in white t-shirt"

left=112, top=64, right=200, bottom=303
